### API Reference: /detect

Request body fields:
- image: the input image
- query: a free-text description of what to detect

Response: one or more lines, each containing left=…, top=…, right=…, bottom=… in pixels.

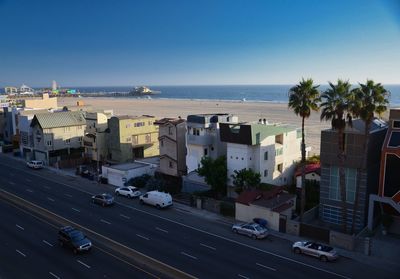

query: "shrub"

left=220, top=201, right=235, bottom=217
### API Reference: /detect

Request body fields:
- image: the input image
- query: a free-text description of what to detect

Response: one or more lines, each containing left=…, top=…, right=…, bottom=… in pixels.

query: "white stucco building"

left=220, top=120, right=302, bottom=197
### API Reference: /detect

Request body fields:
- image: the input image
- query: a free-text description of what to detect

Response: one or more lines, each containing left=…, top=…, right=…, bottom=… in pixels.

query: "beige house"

left=83, top=110, right=113, bottom=162
left=24, top=93, right=58, bottom=110
left=154, top=118, right=187, bottom=177
left=235, top=187, right=296, bottom=232
left=107, top=115, right=159, bottom=163
left=30, top=111, right=86, bottom=165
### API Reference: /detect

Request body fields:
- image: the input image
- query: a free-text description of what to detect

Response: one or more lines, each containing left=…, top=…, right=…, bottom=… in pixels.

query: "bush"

left=220, top=201, right=235, bottom=217
left=126, top=174, right=151, bottom=188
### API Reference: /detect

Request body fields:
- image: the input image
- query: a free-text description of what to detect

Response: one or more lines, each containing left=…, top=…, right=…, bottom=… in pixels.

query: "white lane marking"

left=1, top=162, right=348, bottom=279
left=181, top=252, right=197, bottom=260
left=64, top=193, right=72, bottom=198
left=136, top=234, right=149, bottom=240
left=26, top=189, right=34, bottom=193
left=44, top=186, right=51, bottom=189
left=15, top=224, right=24, bottom=230
left=72, top=208, right=80, bottom=213
left=16, top=249, right=26, bottom=257
left=120, top=214, right=130, bottom=219
left=9, top=181, right=15, bottom=185
left=100, top=219, right=111, bottom=225
left=26, top=179, right=32, bottom=182
left=200, top=243, right=216, bottom=250
left=43, top=240, right=53, bottom=247
left=77, top=260, right=91, bottom=269
left=156, top=227, right=168, bottom=233
left=238, top=275, right=249, bottom=279
left=49, top=272, right=60, bottom=279
left=256, top=262, right=276, bottom=271
left=47, top=197, right=55, bottom=202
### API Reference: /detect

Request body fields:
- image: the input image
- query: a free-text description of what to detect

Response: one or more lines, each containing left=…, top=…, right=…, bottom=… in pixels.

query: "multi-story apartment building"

left=107, top=115, right=159, bottom=163
left=220, top=120, right=301, bottom=197
left=186, top=113, right=238, bottom=173
left=368, top=109, right=400, bottom=230
left=83, top=110, right=113, bottom=163
left=319, top=118, right=387, bottom=232
left=154, top=117, right=187, bottom=177
left=30, top=111, right=86, bottom=165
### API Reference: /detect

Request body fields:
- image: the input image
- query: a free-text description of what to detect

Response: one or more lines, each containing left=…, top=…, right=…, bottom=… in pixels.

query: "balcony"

left=187, top=134, right=213, bottom=146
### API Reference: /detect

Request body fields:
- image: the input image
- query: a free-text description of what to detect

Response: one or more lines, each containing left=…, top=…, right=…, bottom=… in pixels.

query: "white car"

left=115, top=186, right=142, bottom=198
left=26, top=160, right=44, bottom=169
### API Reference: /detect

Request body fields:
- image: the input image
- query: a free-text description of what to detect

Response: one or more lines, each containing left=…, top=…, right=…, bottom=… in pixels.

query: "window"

left=132, top=135, right=138, bottom=144
left=328, top=166, right=357, bottom=203
left=204, top=148, right=208, bottom=156
left=126, top=137, right=131, bottom=142
left=65, top=139, right=71, bottom=145
left=77, top=126, right=82, bottom=130
left=264, top=151, right=268, bottom=160
left=64, top=127, right=71, bottom=132
left=275, top=148, right=283, bottom=156
left=169, top=161, right=173, bottom=168
left=277, top=163, right=283, bottom=173
left=134, top=122, right=145, bottom=127
left=161, top=140, right=164, bottom=147
left=168, top=126, right=173, bottom=135
left=264, top=170, right=268, bottom=177
left=145, top=133, right=151, bottom=143
left=193, top=128, right=200, bottom=136
left=46, top=140, right=52, bottom=146
left=78, top=137, right=82, bottom=142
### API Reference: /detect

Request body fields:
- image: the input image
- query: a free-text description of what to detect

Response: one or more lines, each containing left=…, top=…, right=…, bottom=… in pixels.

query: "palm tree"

left=349, top=80, right=389, bottom=234
left=288, top=78, right=320, bottom=222
left=320, top=80, right=353, bottom=233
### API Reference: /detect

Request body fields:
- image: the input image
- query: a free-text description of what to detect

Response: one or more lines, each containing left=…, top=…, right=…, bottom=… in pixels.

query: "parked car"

left=139, top=190, right=172, bottom=209
left=58, top=226, right=92, bottom=254
left=91, top=193, right=114, bottom=206
left=115, top=186, right=142, bottom=198
left=26, top=160, right=43, bottom=169
left=231, top=222, right=269, bottom=239
left=292, top=241, right=339, bottom=262
left=253, top=218, right=268, bottom=228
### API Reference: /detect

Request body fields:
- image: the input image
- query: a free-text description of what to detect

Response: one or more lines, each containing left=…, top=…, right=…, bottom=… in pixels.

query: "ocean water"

left=2, top=84, right=400, bottom=104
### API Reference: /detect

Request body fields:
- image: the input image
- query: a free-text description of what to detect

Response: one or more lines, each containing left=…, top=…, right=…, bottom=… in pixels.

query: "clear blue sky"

left=1, top=0, right=399, bottom=87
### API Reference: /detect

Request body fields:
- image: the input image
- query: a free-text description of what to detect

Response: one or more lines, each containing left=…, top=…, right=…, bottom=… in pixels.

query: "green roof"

left=32, top=111, right=86, bottom=129
left=250, top=123, right=296, bottom=145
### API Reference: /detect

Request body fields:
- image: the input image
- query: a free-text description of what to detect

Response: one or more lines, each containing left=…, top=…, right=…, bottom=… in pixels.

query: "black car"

left=91, top=193, right=114, bottom=206
left=58, top=226, right=92, bottom=254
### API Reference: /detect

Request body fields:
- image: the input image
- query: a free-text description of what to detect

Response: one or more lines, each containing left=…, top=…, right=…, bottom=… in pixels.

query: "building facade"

left=220, top=120, right=301, bottom=197
left=107, top=115, right=159, bottom=163
left=30, top=111, right=86, bottom=165
left=154, top=117, right=187, bottom=177
left=186, top=113, right=238, bottom=173
left=319, top=119, right=387, bottom=232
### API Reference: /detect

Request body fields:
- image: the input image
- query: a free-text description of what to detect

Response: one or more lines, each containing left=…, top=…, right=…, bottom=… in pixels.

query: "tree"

left=231, top=168, right=261, bottom=194
left=288, top=78, right=320, bottom=222
left=320, top=79, right=353, bottom=233
left=349, top=80, right=389, bottom=234
left=197, top=156, right=227, bottom=198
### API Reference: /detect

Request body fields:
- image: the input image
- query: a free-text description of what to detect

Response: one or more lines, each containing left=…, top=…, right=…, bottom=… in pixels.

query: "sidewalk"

left=3, top=154, right=400, bottom=273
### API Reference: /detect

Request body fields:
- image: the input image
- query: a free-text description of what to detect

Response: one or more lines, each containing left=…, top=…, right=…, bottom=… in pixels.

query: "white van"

left=139, top=191, right=173, bottom=209
left=27, top=160, right=44, bottom=169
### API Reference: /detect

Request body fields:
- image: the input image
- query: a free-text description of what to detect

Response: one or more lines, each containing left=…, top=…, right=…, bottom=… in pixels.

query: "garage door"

left=107, top=170, right=124, bottom=187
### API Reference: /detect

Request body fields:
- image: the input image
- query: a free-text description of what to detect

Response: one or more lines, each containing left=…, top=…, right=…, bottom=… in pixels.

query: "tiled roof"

left=295, top=163, right=321, bottom=177
left=32, top=111, right=85, bottom=129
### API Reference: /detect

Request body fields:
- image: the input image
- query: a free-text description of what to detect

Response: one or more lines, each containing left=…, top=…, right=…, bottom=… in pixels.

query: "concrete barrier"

left=0, top=189, right=197, bottom=279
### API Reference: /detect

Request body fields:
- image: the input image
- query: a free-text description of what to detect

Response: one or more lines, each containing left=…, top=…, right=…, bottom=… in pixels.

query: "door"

left=133, top=147, right=144, bottom=159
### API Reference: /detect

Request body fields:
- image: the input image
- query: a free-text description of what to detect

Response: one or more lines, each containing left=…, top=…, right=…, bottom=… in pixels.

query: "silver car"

left=292, top=241, right=339, bottom=262
left=232, top=222, right=269, bottom=239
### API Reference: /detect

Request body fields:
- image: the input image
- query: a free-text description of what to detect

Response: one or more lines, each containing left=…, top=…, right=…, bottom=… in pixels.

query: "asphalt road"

left=0, top=198, right=157, bottom=279
left=0, top=156, right=397, bottom=279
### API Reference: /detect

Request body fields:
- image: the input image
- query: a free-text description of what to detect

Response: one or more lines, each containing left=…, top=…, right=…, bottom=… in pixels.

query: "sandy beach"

left=59, top=97, right=330, bottom=155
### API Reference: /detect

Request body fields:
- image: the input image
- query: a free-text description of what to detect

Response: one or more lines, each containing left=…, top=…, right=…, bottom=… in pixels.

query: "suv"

left=26, top=160, right=43, bottom=169
left=58, top=226, right=92, bottom=254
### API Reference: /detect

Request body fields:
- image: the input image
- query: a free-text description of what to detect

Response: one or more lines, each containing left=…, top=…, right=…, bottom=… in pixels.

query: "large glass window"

left=328, top=166, right=357, bottom=203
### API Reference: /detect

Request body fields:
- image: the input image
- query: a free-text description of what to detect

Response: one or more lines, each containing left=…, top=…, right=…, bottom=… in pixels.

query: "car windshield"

left=321, top=246, right=333, bottom=252
left=103, top=194, right=112, bottom=199
left=253, top=224, right=263, bottom=231
left=71, top=231, right=85, bottom=241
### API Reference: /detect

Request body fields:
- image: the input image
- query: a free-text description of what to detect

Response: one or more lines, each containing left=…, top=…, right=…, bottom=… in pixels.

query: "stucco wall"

left=235, top=202, right=280, bottom=231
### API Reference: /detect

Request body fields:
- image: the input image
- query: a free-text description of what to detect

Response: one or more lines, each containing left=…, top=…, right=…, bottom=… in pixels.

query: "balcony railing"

left=187, top=134, right=213, bottom=146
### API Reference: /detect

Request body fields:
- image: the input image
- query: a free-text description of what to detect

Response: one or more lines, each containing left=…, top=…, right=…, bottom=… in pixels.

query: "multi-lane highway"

left=0, top=155, right=397, bottom=279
